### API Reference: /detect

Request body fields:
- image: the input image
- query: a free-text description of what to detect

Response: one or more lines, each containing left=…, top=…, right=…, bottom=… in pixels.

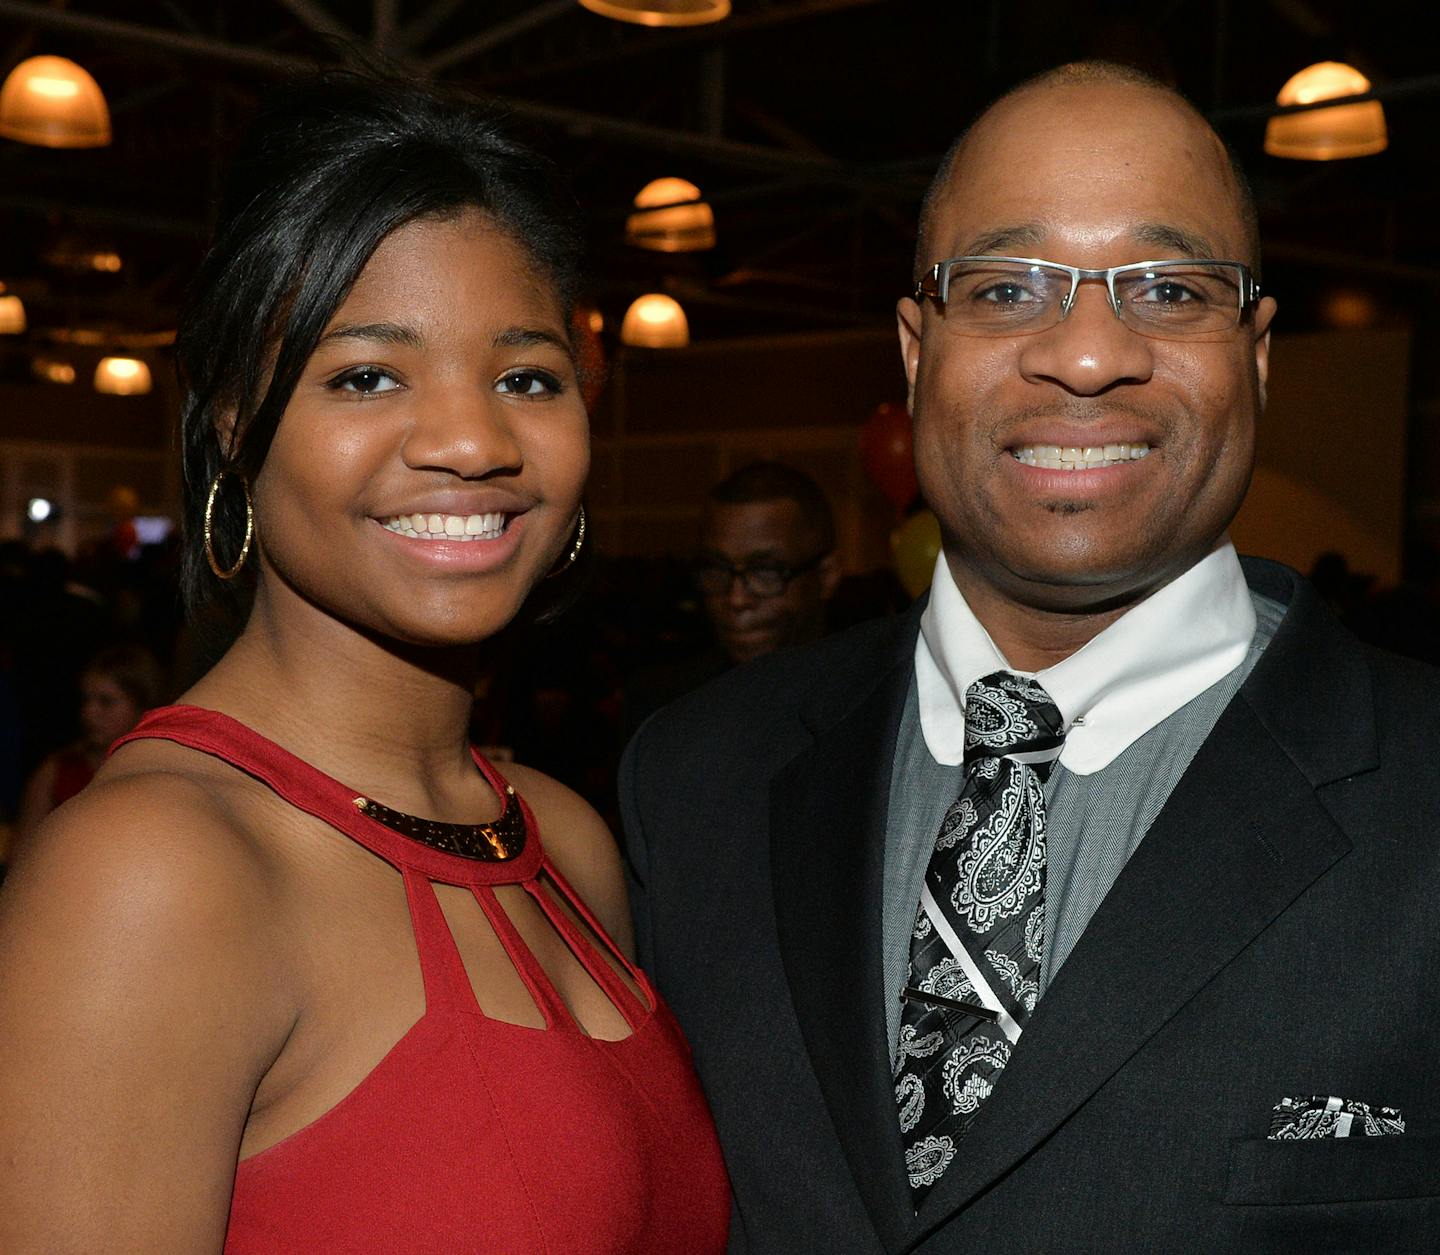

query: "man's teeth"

left=1011, top=443, right=1151, bottom=470
left=381, top=511, right=508, bottom=540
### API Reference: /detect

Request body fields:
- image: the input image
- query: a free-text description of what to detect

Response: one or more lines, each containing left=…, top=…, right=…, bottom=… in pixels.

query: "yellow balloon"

left=890, top=510, right=941, bottom=598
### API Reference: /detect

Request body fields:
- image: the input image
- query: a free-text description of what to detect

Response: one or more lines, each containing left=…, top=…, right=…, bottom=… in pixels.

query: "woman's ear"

left=212, top=409, right=241, bottom=463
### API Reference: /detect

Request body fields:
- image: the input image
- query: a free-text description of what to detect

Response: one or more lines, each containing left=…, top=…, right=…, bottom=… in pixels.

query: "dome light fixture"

left=1264, top=62, right=1387, bottom=161
left=0, top=292, right=26, bottom=335
left=620, top=294, right=689, bottom=348
left=625, top=177, right=716, bottom=253
left=32, top=356, right=77, bottom=384
left=578, top=0, right=728, bottom=27
left=95, top=356, right=153, bottom=396
left=0, top=55, right=112, bottom=148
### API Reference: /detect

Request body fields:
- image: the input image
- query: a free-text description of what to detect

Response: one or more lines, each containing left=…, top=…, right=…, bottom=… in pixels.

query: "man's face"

left=698, top=499, right=838, bottom=664
left=897, top=82, right=1277, bottom=614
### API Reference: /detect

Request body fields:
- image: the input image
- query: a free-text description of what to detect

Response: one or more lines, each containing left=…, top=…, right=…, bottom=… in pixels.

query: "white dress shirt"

left=915, top=542, right=1257, bottom=774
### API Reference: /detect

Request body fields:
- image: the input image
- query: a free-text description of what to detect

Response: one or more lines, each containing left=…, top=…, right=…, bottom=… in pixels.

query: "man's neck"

left=947, top=562, right=1156, bottom=673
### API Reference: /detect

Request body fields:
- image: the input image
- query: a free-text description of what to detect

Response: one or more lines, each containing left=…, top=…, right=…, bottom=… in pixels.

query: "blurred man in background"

left=695, top=461, right=840, bottom=666
left=621, top=461, right=839, bottom=740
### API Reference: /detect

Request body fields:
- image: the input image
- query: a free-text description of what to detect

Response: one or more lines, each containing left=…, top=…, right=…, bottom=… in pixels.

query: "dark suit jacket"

left=620, top=558, right=1440, bottom=1253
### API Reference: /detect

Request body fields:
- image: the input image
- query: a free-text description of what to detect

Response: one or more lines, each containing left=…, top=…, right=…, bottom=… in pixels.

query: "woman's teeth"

left=381, top=511, right=507, bottom=540
left=1011, top=443, right=1151, bottom=470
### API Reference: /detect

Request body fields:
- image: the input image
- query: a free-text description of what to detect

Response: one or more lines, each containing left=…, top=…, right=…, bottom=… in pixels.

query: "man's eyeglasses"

left=914, top=256, right=1260, bottom=340
left=693, top=552, right=829, bottom=598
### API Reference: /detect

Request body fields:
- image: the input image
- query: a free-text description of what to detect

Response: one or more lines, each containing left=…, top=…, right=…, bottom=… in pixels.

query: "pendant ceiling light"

left=0, top=293, right=26, bottom=335
left=625, top=178, right=716, bottom=253
left=578, top=0, right=729, bottom=28
left=0, top=55, right=111, bottom=148
left=620, top=294, right=689, bottom=348
left=95, top=356, right=153, bottom=396
left=32, top=357, right=77, bottom=385
left=1264, top=62, right=1387, bottom=161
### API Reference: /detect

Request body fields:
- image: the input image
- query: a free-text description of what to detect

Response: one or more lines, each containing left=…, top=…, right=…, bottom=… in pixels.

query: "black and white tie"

left=894, top=670, right=1065, bottom=1203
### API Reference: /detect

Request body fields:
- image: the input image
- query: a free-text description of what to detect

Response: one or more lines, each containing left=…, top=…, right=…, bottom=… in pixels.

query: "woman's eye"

left=497, top=369, right=561, bottom=397
left=330, top=366, right=400, bottom=394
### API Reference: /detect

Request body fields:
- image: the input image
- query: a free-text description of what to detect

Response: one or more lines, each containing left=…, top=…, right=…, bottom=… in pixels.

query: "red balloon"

left=859, top=401, right=919, bottom=510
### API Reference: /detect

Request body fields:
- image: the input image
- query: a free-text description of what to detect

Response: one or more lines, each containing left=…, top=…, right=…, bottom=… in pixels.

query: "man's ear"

left=817, top=550, right=842, bottom=601
left=897, top=296, right=923, bottom=414
left=1252, top=294, right=1278, bottom=409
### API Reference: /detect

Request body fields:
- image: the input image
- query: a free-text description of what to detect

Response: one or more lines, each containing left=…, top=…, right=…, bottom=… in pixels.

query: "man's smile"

left=1010, top=442, right=1152, bottom=471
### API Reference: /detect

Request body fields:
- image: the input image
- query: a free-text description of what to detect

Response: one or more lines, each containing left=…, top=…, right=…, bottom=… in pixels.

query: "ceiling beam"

left=270, top=0, right=356, bottom=43
left=482, top=95, right=910, bottom=190
left=1264, top=242, right=1440, bottom=286
left=0, top=1, right=318, bottom=73
left=372, top=0, right=401, bottom=46
left=0, top=192, right=208, bottom=238
left=398, top=0, right=468, bottom=51
left=480, top=0, right=891, bottom=89
left=0, top=1, right=908, bottom=189
left=1209, top=75, right=1440, bottom=123
left=422, top=0, right=574, bottom=74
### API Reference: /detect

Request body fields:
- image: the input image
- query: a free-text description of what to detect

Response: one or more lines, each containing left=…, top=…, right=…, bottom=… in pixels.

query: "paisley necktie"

left=894, top=670, right=1065, bottom=1203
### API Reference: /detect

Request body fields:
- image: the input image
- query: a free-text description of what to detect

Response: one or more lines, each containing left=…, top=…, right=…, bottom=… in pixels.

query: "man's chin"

left=993, top=548, right=1197, bottom=613
left=722, top=629, right=781, bottom=664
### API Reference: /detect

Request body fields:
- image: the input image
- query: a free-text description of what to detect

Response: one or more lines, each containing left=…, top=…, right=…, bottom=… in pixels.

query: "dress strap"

left=470, top=885, right=575, bottom=1031
left=112, top=705, right=543, bottom=884
left=401, top=870, right=482, bottom=1015
left=530, top=861, right=654, bottom=1029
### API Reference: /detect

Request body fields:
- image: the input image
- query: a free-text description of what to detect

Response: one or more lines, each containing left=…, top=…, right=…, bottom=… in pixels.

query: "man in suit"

left=620, top=61, right=1440, bottom=1253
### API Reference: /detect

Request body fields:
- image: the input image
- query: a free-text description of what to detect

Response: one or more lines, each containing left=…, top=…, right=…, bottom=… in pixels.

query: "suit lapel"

left=909, top=563, right=1378, bottom=1244
left=770, top=609, right=921, bottom=1254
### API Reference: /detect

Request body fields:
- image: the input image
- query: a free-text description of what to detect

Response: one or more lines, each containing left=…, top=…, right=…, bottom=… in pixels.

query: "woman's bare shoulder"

left=0, top=740, right=298, bottom=1252
left=498, top=761, right=633, bottom=958
left=1, top=738, right=289, bottom=977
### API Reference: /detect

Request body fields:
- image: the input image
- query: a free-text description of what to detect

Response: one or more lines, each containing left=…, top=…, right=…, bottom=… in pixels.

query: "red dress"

left=114, top=706, right=730, bottom=1254
left=49, top=747, right=95, bottom=808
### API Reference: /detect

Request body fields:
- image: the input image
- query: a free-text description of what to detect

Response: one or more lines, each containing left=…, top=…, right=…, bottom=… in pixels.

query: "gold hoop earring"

left=547, top=505, right=586, bottom=579
left=204, top=468, right=254, bottom=580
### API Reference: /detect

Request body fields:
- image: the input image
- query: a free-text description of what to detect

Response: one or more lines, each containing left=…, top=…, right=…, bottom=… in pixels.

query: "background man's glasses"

left=693, top=552, right=829, bottom=598
left=914, top=256, right=1260, bottom=340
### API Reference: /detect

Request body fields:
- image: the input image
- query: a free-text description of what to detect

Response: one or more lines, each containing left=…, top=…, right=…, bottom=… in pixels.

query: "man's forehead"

left=703, top=499, right=812, bottom=550
left=924, top=83, right=1245, bottom=263
left=946, top=219, right=1228, bottom=263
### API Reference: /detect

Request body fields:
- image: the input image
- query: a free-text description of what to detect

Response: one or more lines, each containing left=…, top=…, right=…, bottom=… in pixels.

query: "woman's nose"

left=400, top=389, right=524, bottom=478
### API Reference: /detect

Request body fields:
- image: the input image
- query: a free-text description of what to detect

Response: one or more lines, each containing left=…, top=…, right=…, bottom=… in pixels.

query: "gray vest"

left=882, top=592, right=1286, bottom=1051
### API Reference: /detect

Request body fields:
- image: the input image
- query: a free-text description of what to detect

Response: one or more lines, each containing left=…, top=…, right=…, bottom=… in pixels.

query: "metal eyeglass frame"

left=913, top=255, right=1261, bottom=334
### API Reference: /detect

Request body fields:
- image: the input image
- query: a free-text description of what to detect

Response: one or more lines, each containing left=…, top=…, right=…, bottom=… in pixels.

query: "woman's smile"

left=379, top=511, right=511, bottom=540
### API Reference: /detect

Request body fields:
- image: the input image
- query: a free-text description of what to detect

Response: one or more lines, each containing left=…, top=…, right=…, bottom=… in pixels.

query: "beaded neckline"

left=352, top=782, right=527, bottom=862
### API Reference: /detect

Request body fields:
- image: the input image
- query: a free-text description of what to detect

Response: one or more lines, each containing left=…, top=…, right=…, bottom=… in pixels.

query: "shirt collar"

left=915, top=542, right=1256, bottom=774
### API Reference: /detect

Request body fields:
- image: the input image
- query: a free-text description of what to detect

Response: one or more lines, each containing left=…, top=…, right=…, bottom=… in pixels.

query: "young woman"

left=0, top=76, right=729, bottom=1253
left=14, top=643, right=165, bottom=843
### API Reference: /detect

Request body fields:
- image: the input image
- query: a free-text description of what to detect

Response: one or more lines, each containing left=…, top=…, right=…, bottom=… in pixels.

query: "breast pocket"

left=1225, top=1134, right=1440, bottom=1205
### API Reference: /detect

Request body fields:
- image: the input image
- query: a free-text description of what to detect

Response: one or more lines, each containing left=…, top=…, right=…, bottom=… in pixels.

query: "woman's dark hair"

left=84, top=643, right=166, bottom=713
left=176, top=72, right=587, bottom=622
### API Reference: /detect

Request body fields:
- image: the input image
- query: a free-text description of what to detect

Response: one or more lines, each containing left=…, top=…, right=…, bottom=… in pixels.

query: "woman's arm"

left=0, top=773, right=296, bottom=1254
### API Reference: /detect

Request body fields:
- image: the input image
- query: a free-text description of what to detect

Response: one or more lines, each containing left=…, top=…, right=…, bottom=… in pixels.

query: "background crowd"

left=4, top=478, right=1440, bottom=874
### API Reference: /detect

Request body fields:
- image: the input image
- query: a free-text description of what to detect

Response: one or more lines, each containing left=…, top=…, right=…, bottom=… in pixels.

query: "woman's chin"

left=362, top=591, right=534, bottom=652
